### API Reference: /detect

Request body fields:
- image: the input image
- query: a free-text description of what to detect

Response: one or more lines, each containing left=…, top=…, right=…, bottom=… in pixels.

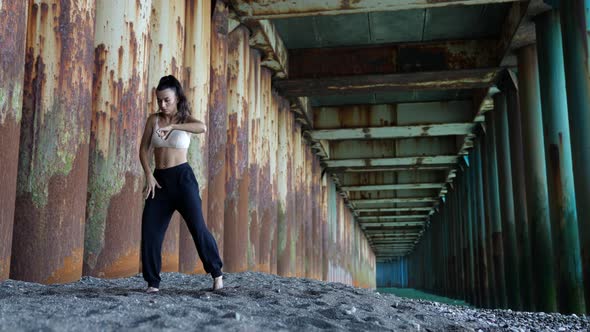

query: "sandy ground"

left=0, top=272, right=588, bottom=331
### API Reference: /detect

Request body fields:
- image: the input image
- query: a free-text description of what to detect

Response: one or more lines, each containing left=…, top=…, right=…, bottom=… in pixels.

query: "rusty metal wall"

left=180, top=0, right=211, bottom=274
left=12, top=0, right=95, bottom=283
left=6, top=3, right=377, bottom=288
left=84, top=0, right=151, bottom=279
left=146, top=0, right=185, bottom=273
left=0, top=1, right=28, bottom=281
left=207, top=0, right=228, bottom=269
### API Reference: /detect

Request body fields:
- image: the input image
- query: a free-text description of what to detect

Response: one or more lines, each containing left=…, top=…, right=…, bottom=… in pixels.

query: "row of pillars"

left=377, top=258, right=408, bottom=288
left=407, top=1, right=590, bottom=314
left=0, top=0, right=376, bottom=288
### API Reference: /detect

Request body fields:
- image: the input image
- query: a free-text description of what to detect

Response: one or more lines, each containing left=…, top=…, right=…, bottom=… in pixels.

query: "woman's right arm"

left=139, top=114, right=160, bottom=199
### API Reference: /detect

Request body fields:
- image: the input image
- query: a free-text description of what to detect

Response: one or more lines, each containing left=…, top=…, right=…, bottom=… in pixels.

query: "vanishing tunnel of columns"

left=381, top=3, right=590, bottom=315
left=0, top=0, right=375, bottom=289
left=2, top=0, right=590, bottom=316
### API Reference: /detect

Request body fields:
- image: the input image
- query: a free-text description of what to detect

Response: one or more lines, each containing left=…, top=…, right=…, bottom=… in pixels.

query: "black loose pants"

left=141, top=162, right=223, bottom=288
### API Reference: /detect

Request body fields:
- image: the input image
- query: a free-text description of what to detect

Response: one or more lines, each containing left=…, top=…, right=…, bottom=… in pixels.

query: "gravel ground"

left=0, top=272, right=588, bottom=331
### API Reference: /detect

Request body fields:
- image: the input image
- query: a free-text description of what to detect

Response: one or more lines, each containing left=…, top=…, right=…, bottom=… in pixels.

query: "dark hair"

left=156, top=75, right=190, bottom=123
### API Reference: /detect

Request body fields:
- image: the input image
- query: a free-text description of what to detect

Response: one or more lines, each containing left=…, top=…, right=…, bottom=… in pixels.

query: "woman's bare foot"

left=213, top=276, right=223, bottom=290
left=146, top=286, right=159, bottom=294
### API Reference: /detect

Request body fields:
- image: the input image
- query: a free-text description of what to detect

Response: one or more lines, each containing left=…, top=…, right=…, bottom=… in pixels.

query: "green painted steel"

left=481, top=138, right=498, bottom=308
left=561, top=0, right=590, bottom=309
left=536, top=11, right=586, bottom=314
left=517, top=44, right=557, bottom=312
left=485, top=109, right=508, bottom=309
left=493, top=93, right=521, bottom=310
left=505, top=76, right=535, bottom=311
left=464, top=156, right=479, bottom=305
left=475, top=139, right=491, bottom=308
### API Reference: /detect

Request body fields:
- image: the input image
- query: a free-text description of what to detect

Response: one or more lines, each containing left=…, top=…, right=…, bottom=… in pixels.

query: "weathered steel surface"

left=146, top=0, right=185, bottom=273
left=276, top=94, right=291, bottom=276
left=485, top=112, right=507, bottom=308
left=180, top=0, right=211, bottom=274
left=536, top=11, right=586, bottom=314
left=207, top=0, right=228, bottom=268
left=12, top=0, right=95, bottom=284
left=504, top=73, right=535, bottom=311
left=0, top=0, right=28, bottom=281
left=517, top=44, right=557, bottom=312
left=225, top=26, right=250, bottom=272
left=257, top=67, right=275, bottom=273
left=245, top=19, right=288, bottom=78
left=324, top=156, right=458, bottom=168
left=230, top=0, right=520, bottom=19
left=289, top=40, right=497, bottom=79
left=274, top=68, right=501, bottom=96
left=269, top=89, right=281, bottom=275
left=474, top=140, right=491, bottom=308
left=247, top=47, right=261, bottom=271
left=310, top=123, right=475, bottom=140
left=84, top=0, right=152, bottom=278
left=560, top=0, right=590, bottom=309
left=493, top=93, right=521, bottom=310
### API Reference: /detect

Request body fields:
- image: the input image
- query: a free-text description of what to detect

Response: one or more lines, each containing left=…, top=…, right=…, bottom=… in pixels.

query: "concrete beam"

left=230, top=0, right=521, bottom=19
left=311, top=123, right=476, bottom=140
left=342, top=183, right=443, bottom=191
left=328, top=165, right=452, bottom=173
left=324, top=156, right=459, bottom=168
left=289, top=40, right=497, bottom=79
left=274, top=68, right=501, bottom=97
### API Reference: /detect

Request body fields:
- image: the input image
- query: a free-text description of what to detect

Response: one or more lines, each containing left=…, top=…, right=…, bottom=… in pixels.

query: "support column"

left=12, top=0, right=95, bottom=284
left=475, top=139, right=491, bottom=308
left=517, top=44, right=557, bottom=312
left=536, top=11, right=586, bottom=314
left=504, top=73, right=535, bottom=311
left=561, top=0, right=590, bottom=309
left=84, top=0, right=152, bottom=279
left=0, top=1, right=28, bottom=281
left=494, top=92, right=521, bottom=310
left=485, top=108, right=508, bottom=309
left=207, top=0, right=229, bottom=269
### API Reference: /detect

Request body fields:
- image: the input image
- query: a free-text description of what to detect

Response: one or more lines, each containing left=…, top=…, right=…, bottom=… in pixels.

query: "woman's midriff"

left=154, top=147, right=188, bottom=169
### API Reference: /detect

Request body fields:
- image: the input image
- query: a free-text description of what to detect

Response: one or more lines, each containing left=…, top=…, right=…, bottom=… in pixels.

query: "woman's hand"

left=156, top=125, right=174, bottom=140
left=143, top=173, right=162, bottom=199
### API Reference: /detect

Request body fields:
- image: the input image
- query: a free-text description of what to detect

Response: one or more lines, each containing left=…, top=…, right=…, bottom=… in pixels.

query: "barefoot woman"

left=139, top=75, right=223, bottom=293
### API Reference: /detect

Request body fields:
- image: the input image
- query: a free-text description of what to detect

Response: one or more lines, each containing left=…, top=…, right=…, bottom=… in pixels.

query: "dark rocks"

left=0, top=272, right=588, bottom=331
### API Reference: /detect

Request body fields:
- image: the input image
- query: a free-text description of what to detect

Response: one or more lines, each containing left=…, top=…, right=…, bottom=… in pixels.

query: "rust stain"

left=45, top=248, right=84, bottom=284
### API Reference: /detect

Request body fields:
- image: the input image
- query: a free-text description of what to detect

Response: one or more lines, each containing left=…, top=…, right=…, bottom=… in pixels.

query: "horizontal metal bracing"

left=328, top=165, right=452, bottom=173
left=231, top=0, right=520, bottom=19
left=359, top=215, right=427, bottom=221
left=324, top=156, right=459, bottom=168
left=351, top=197, right=438, bottom=204
left=360, top=221, right=426, bottom=227
left=310, top=123, right=475, bottom=140
left=341, top=183, right=444, bottom=191
left=274, top=68, right=501, bottom=97
left=289, top=41, right=497, bottom=79
left=357, top=207, right=432, bottom=213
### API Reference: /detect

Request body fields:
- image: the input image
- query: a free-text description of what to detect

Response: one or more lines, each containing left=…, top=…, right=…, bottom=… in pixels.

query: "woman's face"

left=156, top=88, right=178, bottom=114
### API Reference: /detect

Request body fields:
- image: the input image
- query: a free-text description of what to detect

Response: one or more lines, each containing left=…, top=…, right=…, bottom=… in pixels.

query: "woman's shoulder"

left=146, top=112, right=161, bottom=125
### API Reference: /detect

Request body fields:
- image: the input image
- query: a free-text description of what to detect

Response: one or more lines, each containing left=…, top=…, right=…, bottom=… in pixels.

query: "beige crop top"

left=151, top=114, right=191, bottom=149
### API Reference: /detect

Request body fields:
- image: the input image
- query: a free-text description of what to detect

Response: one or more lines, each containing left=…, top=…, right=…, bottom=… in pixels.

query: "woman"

left=139, top=75, right=223, bottom=293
